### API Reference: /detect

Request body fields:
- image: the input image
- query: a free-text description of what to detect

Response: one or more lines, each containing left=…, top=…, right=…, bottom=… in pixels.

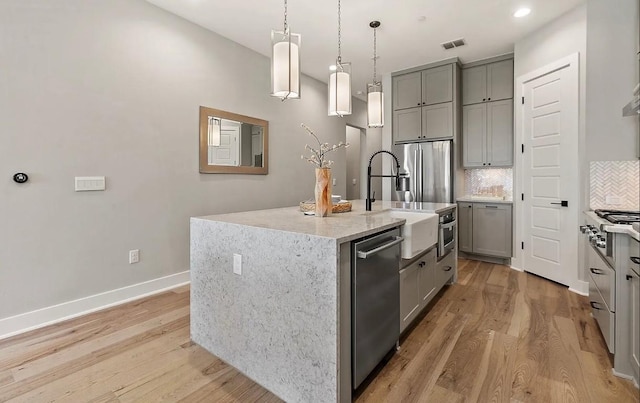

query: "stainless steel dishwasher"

left=352, top=227, right=402, bottom=389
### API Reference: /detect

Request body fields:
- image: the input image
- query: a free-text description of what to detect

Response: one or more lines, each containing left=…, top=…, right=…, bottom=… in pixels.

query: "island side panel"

left=190, top=218, right=340, bottom=403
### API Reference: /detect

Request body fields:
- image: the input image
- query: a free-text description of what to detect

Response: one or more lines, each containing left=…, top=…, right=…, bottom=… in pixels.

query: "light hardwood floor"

left=0, top=259, right=638, bottom=402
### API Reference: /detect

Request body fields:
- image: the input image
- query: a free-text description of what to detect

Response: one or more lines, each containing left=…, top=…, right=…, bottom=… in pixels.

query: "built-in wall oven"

left=438, top=209, right=456, bottom=260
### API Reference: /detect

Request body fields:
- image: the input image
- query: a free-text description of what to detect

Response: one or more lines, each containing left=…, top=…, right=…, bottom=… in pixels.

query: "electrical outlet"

left=129, top=249, right=140, bottom=264
left=605, top=195, right=622, bottom=205
left=233, top=253, right=242, bottom=275
left=332, top=178, right=337, bottom=186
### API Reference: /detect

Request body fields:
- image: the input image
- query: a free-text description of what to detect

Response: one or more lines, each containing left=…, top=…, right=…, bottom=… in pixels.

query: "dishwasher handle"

left=357, top=236, right=404, bottom=259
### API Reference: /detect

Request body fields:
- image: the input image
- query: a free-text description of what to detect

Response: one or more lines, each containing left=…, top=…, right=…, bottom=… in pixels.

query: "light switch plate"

left=233, top=253, right=242, bottom=275
left=75, top=176, right=106, bottom=191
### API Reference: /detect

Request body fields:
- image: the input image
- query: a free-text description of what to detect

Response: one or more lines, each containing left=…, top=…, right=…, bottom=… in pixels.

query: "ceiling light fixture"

left=271, top=0, right=300, bottom=100
left=367, top=21, right=383, bottom=128
left=328, top=0, right=351, bottom=116
left=513, top=7, right=531, bottom=18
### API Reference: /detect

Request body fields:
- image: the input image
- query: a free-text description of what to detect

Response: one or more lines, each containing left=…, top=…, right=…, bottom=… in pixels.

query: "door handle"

left=357, top=237, right=404, bottom=259
left=550, top=200, right=568, bottom=207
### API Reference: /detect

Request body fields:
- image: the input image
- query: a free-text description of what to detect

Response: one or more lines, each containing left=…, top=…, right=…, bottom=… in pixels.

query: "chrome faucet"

left=366, top=150, right=410, bottom=211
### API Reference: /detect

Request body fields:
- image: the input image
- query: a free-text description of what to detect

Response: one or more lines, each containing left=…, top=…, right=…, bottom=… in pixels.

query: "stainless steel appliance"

left=351, top=228, right=402, bottom=389
left=391, top=140, right=453, bottom=203
left=581, top=209, right=640, bottom=353
left=438, top=208, right=456, bottom=260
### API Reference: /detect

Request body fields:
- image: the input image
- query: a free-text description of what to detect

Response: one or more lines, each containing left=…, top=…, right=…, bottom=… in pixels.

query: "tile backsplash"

left=464, top=168, right=513, bottom=200
left=589, top=161, right=640, bottom=210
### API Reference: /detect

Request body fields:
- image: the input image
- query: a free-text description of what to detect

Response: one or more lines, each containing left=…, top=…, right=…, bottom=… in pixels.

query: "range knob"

left=589, top=232, right=599, bottom=240
left=596, top=239, right=606, bottom=248
left=580, top=225, right=588, bottom=233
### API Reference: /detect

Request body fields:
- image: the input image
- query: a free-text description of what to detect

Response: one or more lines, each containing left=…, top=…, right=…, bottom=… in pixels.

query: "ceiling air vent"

left=441, top=38, right=466, bottom=50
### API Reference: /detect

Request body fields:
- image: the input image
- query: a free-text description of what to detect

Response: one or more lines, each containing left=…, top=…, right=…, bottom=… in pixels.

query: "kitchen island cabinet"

left=190, top=200, right=456, bottom=402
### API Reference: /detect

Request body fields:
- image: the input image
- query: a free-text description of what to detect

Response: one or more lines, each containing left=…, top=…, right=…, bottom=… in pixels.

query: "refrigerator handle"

left=413, top=149, right=419, bottom=201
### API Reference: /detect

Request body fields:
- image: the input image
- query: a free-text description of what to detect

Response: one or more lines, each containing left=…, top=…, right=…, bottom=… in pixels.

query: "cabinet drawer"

left=435, top=252, right=456, bottom=290
left=589, top=280, right=615, bottom=354
left=587, top=245, right=615, bottom=311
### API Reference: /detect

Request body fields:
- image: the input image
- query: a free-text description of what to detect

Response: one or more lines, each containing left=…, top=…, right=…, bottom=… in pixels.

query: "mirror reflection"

left=199, top=106, right=269, bottom=174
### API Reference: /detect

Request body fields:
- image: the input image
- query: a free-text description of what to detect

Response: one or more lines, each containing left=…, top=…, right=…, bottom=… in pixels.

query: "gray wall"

left=0, top=0, right=352, bottom=319
left=586, top=0, right=639, bottom=161
left=345, top=125, right=362, bottom=200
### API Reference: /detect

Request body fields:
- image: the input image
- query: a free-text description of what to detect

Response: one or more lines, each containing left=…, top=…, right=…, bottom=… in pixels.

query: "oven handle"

left=590, top=301, right=603, bottom=310
left=590, top=267, right=605, bottom=275
left=440, top=220, right=456, bottom=230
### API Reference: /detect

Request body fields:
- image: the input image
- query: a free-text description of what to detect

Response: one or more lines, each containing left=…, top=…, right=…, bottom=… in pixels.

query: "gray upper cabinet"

left=463, top=101, right=514, bottom=167
left=462, top=58, right=514, bottom=168
left=422, top=65, right=453, bottom=105
left=462, top=59, right=513, bottom=105
left=422, top=103, right=453, bottom=140
left=392, top=62, right=457, bottom=144
left=393, top=108, right=422, bottom=142
left=486, top=100, right=514, bottom=166
left=393, top=72, right=422, bottom=110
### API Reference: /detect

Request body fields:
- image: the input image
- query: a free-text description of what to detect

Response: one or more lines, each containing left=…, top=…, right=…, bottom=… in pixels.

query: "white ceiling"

left=146, top=0, right=585, bottom=99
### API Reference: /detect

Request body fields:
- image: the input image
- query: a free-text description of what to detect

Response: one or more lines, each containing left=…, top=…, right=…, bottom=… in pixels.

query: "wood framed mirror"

left=199, top=106, right=269, bottom=174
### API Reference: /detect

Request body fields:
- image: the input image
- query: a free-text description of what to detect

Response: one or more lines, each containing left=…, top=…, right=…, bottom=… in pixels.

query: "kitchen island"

left=190, top=200, right=455, bottom=402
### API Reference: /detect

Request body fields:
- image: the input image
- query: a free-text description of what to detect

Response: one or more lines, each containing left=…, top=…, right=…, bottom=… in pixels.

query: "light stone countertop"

left=194, top=199, right=455, bottom=244
left=457, top=196, right=513, bottom=204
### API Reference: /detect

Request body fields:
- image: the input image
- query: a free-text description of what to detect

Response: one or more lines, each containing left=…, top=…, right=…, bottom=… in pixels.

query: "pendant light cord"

left=283, top=0, right=288, bottom=34
left=373, top=26, right=377, bottom=84
left=337, top=0, right=342, bottom=64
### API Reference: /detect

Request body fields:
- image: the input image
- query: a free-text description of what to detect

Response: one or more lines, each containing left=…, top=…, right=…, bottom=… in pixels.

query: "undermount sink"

left=376, top=210, right=439, bottom=259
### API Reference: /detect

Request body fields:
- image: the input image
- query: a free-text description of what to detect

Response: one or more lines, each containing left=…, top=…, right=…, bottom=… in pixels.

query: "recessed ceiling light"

left=513, top=7, right=531, bottom=18
left=329, top=65, right=337, bottom=71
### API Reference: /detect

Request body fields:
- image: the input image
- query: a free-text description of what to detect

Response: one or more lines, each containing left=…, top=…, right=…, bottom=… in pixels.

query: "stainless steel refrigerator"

left=391, top=140, right=453, bottom=203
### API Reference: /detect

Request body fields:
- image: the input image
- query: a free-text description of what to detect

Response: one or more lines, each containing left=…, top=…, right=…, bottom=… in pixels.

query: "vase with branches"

left=300, top=123, right=348, bottom=217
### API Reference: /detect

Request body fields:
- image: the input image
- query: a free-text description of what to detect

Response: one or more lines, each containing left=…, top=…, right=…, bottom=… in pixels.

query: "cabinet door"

left=422, top=102, right=453, bottom=140
left=393, top=108, right=422, bottom=143
left=486, top=59, right=514, bottom=102
left=457, top=202, right=473, bottom=253
left=400, top=263, right=421, bottom=333
left=435, top=250, right=456, bottom=291
left=418, top=249, right=437, bottom=306
left=630, top=269, right=640, bottom=383
left=422, top=64, right=453, bottom=105
left=486, top=100, right=513, bottom=167
left=472, top=203, right=512, bottom=257
left=462, top=65, right=487, bottom=105
left=393, top=72, right=422, bottom=110
left=462, top=104, right=486, bottom=167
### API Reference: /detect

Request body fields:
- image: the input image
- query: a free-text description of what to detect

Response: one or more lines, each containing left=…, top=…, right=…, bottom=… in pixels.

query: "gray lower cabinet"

left=458, top=202, right=473, bottom=253
left=457, top=202, right=512, bottom=258
left=627, top=268, right=639, bottom=381
left=399, top=248, right=438, bottom=334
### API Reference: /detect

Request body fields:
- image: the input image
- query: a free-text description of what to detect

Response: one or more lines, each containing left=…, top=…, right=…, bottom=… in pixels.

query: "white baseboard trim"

left=569, top=280, right=589, bottom=296
left=509, top=265, right=524, bottom=272
left=0, top=271, right=190, bottom=341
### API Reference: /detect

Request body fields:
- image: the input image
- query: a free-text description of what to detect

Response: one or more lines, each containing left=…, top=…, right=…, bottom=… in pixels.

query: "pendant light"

left=328, top=0, right=351, bottom=116
left=208, top=116, right=221, bottom=147
left=271, top=0, right=300, bottom=100
left=367, top=21, right=383, bottom=128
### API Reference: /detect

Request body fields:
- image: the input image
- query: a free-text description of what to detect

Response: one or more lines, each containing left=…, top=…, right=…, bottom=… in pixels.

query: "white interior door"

left=520, top=55, right=579, bottom=287
left=209, top=126, right=239, bottom=166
